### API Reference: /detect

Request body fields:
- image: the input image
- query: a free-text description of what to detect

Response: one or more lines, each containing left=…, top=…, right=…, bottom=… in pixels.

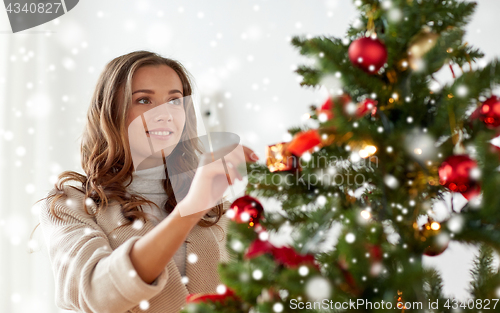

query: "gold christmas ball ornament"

left=407, top=29, right=440, bottom=71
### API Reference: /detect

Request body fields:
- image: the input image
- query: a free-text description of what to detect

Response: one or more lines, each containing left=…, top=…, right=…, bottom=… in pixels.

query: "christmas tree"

left=182, top=1, right=500, bottom=312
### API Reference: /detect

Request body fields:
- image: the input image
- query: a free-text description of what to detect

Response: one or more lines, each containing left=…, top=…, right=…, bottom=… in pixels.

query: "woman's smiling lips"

left=146, top=128, right=174, bottom=140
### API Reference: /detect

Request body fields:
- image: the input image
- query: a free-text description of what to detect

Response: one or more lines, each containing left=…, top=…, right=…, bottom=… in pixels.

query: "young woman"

left=36, top=50, right=258, bottom=313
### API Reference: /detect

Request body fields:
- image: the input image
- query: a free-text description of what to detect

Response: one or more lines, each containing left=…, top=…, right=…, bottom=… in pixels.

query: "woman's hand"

left=174, top=145, right=258, bottom=220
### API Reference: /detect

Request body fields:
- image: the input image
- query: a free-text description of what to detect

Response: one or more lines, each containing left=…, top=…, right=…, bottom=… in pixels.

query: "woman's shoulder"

left=38, top=183, right=96, bottom=221
left=222, top=200, right=232, bottom=213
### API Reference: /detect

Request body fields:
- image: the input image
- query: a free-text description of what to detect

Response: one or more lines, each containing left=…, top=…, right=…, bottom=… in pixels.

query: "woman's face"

left=124, top=65, right=186, bottom=170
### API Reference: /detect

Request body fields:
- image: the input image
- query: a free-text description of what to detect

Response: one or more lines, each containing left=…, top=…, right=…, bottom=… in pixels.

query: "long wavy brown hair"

left=33, top=50, right=224, bottom=237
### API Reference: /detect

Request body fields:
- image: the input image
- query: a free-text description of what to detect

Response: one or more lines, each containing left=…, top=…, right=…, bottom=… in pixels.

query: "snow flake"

left=316, top=195, right=327, bottom=206
left=273, top=302, right=284, bottom=312
left=301, top=152, right=312, bottom=162
left=132, top=219, right=144, bottom=230
left=181, top=276, right=189, bottom=284
left=345, top=233, right=355, bottom=243
left=240, top=212, right=250, bottom=222
left=139, top=300, right=149, bottom=310
left=384, top=174, right=399, bottom=189
left=85, top=198, right=95, bottom=207
left=456, top=85, right=468, bottom=97
left=305, top=276, right=330, bottom=300
left=188, top=253, right=198, bottom=264
left=216, top=284, right=226, bottom=294
left=258, top=231, right=269, bottom=241
left=252, top=269, right=263, bottom=280
left=231, top=239, right=243, bottom=252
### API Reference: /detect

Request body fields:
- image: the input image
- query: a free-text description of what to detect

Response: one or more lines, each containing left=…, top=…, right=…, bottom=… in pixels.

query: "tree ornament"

left=416, top=217, right=450, bottom=257
left=479, top=95, right=500, bottom=128
left=438, top=155, right=481, bottom=200
left=336, top=256, right=362, bottom=296
left=355, top=98, right=378, bottom=117
left=230, top=195, right=264, bottom=226
left=316, top=97, right=334, bottom=121
left=245, top=238, right=318, bottom=269
left=186, top=287, right=239, bottom=304
left=423, top=238, right=449, bottom=257
left=407, top=29, right=440, bottom=71
left=266, top=142, right=299, bottom=172
left=287, top=129, right=322, bottom=157
left=348, top=36, right=388, bottom=74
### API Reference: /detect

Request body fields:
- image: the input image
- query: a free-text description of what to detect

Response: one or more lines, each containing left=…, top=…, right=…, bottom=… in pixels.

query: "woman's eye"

left=137, top=98, right=151, bottom=104
left=168, top=98, right=183, bottom=106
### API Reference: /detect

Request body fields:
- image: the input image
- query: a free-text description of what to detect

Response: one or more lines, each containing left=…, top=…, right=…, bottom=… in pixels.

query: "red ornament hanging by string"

left=229, top=195, right=264, bottom=227
left=479, top=95, right=500, bottom=128
left=348, top=36, right=388, bottom=74
left=438, top=155, right=481, bottom=200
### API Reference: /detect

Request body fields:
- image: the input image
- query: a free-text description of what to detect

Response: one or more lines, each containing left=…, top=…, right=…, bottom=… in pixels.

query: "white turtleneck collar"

left=127, top=164, right=167, bottom=195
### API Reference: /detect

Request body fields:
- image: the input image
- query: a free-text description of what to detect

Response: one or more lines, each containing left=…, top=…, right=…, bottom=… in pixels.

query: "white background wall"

left=0, top=0, right=499, bottom=312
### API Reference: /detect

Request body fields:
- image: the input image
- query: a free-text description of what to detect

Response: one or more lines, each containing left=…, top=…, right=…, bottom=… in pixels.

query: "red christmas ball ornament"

left=229, top=195, right=264, bottom=226
left=438, top=155, right=481, bottom=200
left=479, top=95, right=500, bottom=128
left=423, top=241, right=449, bottom=257
left=348, top=37, right=388, bottom=74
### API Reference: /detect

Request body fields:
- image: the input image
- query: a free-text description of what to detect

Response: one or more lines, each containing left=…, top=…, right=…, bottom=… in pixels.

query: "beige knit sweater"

left=38, top=184, right=233, bottom=313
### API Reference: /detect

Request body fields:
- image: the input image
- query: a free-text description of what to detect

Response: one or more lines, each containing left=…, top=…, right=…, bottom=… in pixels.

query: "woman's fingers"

left=224, top=157, right=243, bottom=182
left=242, top=145, right=259, bottom=163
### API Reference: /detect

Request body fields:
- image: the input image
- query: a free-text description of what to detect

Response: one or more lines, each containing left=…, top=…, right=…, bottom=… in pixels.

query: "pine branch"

left=423, top=268, right=453, bottom=313
left=465, top=244, right=500, bottom=312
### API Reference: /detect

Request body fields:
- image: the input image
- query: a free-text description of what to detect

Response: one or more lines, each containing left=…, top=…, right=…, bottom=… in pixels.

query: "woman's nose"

left=152, top=104, right=173, bottom=122
left=154, top=112, right=172, bottom=122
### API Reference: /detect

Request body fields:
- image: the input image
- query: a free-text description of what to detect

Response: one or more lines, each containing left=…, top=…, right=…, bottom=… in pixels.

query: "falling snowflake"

left=132, top=219, right=144, bottom=230
left=345, top=233, right=356, bottom=243
left=216, top=284, right=226, bottom=294
left=252, top=269, right=263, bottom=280
left=305, top=276, right=331, bottom=300
left=273, top=302, right=284, bottom=312
left=298, top=266, right=309, bottom=277
left=384, top=174, right=399, bottom=189
left=139, top=300, right=149, bottom=310
left=188, top=253, right=198, bottom=264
